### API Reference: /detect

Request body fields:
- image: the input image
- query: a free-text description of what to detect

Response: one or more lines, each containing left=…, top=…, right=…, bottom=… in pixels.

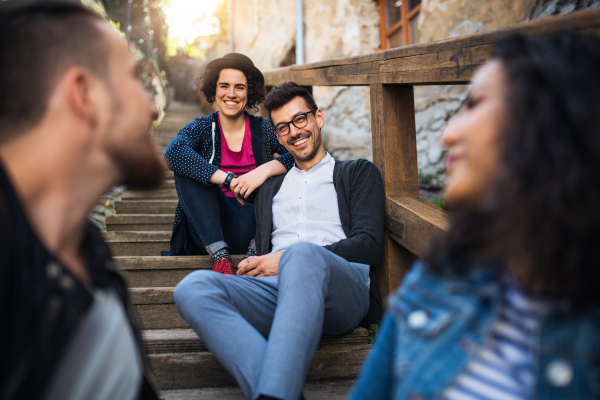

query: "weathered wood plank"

left=160, top=380, right=353, bottom=400
left=143, top=328, right=369, bottom=355
left=371, top=84, right=419, bottom=300
left=263, top=8, right=600, bottom=86
left=386, top=196, right=451, bottom=258
left=148, top=344, right=370, bottom=390
left=370, top=84, right=419, bottom=198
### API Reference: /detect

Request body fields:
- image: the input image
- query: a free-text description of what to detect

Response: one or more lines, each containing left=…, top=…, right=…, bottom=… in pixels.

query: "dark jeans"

left=172, top=174, right=256, bottom=255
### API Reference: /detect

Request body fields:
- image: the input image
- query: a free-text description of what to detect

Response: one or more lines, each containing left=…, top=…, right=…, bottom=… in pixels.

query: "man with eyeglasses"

left=174, top=82, right=384, bottom=400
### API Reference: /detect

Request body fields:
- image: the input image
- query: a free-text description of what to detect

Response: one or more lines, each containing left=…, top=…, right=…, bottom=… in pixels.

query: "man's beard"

left=112, top=139, right=166, bottom=189
left=288, top=129, right=322, bottom=162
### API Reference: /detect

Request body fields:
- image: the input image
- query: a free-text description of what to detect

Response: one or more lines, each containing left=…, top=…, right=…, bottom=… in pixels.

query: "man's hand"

left=237, top=251, right=283, bottom=277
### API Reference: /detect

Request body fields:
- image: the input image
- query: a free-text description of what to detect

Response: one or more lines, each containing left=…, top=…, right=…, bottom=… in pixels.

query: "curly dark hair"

left=199, top=68, right=265, bottom=111
left=427, top=32, right=600, bottom=306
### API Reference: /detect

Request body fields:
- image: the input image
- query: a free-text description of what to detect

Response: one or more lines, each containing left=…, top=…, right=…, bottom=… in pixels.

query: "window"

left=378, top=0, right=421, bottom=50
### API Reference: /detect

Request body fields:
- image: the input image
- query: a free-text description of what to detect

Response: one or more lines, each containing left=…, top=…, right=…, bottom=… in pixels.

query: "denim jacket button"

left=546, top=359, right=573, bottom=387
left=407, top=310, right=429, bottom=329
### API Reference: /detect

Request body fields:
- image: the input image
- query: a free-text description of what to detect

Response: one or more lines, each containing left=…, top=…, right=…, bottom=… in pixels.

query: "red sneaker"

left=212, top=257, right=235, bottom=275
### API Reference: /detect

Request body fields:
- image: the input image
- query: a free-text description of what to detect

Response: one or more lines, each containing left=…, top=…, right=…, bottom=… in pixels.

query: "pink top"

left=218, top=113, right=257, bottom=197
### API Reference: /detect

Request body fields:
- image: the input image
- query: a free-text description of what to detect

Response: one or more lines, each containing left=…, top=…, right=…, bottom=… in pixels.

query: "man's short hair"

left=264, top=82, right=318, bottom=124
left=0, top=1, right=109, bottom=143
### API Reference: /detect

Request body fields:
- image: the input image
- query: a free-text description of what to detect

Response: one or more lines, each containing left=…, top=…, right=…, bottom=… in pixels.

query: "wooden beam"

left=263, top=8, right=600, bottom=86
left=385, top=196, right=450, bottom=258
left=370, top=84, right=419, bottom=198
left=371, top=83, right=419, bottom=301
left=378, top=231, right=416, bottom=304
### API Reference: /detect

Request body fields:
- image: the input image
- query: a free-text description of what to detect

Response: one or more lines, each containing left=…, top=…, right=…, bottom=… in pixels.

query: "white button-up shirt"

left=271, top=153, right=370, bottom=285
left=271, top=153, right=346, bottom=252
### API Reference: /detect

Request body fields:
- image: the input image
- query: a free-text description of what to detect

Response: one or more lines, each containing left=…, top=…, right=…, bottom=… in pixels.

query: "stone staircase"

left=103, top=101, right=368, bottom=399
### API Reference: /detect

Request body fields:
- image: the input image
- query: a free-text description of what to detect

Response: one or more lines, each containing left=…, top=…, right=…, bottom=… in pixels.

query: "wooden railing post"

left=259, top=86, right=274, bottom=119
left=371, top=84, right=419, bottom=301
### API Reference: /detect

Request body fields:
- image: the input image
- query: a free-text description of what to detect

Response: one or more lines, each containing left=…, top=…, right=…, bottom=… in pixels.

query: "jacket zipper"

left=208, top=122, right=216, bottom=164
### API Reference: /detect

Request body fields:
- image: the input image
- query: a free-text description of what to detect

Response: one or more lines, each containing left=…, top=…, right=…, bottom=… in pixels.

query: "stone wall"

left=231, top=0, right=380, bottom=161
left=229, top=0, right=599, bottom=177
left=413, top=0, right=599, bottom=182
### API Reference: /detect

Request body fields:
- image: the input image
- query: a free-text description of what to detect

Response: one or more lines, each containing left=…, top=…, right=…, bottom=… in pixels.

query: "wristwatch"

left=222, top=171, right=237, bottom=189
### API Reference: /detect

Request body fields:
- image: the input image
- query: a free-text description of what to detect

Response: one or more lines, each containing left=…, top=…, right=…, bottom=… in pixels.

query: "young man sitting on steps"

left=174, top=82, right=384, bottom=400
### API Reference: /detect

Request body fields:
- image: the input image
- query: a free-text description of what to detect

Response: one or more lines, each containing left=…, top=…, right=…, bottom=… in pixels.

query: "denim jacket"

left=350, top=261, right=600, bottom=400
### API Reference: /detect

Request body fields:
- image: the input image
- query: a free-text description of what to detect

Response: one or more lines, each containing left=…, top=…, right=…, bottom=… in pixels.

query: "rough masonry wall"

left=232, top=0, right=380, bottom=161
left=231, top=0, right=297, bottom=70
left=304, top=0, right=380, bottom=161
left=231, top=0, right=599, bottom=176
left=413, top=0, right=599, bottom=182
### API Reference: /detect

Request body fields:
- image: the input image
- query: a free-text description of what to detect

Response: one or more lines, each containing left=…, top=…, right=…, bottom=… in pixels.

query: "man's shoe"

left=212, top=257, right=235, bottom=275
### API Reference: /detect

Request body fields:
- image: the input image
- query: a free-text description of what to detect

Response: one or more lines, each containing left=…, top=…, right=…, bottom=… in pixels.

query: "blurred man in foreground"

left=0, top=2, right=165, bottom=399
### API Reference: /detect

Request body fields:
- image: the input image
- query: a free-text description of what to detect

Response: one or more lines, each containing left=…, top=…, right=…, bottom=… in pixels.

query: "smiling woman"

left=350, top=32, right=600, bottom=400
left=162, top=53, right=294, bottom=275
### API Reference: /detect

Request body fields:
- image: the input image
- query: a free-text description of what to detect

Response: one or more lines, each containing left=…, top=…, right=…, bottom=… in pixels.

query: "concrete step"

left=160, top=380, right=354, bottom=400
left=143, top=328, right=369, bottom=354
left=122, top=188, right=178, bottom=200
left=106, top=214, right=174, bottom=231
left=154, top=137, right=175, bottom=147
left=131, top=287, right=185, bottom=329
left=144, top=328, right=369, bottom=390
left=104, top=231, right=171, bottom=256
left=129, top=179, right=173, bottom=189
left=116, top=255, right=244, bottom=287
left=115, top=200, right=178, bottom=214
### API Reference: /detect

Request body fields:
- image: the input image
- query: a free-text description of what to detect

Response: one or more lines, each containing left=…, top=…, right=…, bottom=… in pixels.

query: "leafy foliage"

left=100, top=0, right=169, bottom=70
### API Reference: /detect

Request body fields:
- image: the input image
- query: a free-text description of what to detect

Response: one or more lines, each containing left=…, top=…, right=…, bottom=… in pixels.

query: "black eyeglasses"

left=273, top=110, right=317, bottom=137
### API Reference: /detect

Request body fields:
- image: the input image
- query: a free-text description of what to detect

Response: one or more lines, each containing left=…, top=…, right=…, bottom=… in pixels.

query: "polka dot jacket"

left=164, top=111, right=294, bottom=233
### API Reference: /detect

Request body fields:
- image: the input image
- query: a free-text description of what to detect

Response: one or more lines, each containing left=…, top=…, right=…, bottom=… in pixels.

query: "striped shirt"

left=441, top=274, right=554, bottom=400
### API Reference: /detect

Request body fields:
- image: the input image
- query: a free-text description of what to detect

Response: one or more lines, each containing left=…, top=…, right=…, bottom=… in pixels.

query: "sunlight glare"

left=165, top=0, right=222, bottom=45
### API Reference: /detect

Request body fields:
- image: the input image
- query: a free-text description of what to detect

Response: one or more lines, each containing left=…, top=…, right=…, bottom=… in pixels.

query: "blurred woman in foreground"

left=350, top=33, right=600, bottom=399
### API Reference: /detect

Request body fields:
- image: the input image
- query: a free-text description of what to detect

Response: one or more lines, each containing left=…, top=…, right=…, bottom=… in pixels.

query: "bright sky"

left=165, top=0, right=222, bottom=45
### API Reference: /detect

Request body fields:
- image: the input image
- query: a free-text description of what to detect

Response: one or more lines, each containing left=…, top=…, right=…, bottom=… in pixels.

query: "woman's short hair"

left=199, top=68, right=265, bottom=111
left=428, top=32, right=600, bottom=306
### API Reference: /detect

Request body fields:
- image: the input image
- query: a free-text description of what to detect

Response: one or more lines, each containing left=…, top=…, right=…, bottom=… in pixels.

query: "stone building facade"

left=225, top=0, right=599, bottom=181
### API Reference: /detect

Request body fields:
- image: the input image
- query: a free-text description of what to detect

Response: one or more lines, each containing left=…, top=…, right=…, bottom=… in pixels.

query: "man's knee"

left=173, top=269, right=222, bottom=309
left=280, top=242, right=330, bottom=277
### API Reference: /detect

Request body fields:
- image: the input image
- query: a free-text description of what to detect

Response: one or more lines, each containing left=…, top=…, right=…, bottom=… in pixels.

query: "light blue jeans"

left=173, top=242, right=370, bottom=400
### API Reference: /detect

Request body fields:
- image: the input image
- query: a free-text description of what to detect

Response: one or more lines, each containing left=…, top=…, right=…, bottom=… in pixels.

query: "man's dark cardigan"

left=252, top=158, right=385, bottom=326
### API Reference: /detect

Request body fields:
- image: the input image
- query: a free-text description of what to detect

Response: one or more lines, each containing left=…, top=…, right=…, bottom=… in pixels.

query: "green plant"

left=418, top=171, right=434, bottom=184
left=367, top=324, right=378, bottom=345
left=434, top=197, right=451, bottom=211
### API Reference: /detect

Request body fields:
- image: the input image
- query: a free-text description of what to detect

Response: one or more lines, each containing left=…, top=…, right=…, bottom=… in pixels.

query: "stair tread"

left=104, top=231, right=171, bottom=242
left=142, top=328, right=369, bottom=352
left=159, top=380, right=355, bottom=400
left=106, top=214, right=174, bottom=224
left=116, top=255, right=244, bottom=270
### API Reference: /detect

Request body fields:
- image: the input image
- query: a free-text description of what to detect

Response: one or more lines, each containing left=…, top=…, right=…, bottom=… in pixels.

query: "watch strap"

left=222, top=171, right=236, bottom=189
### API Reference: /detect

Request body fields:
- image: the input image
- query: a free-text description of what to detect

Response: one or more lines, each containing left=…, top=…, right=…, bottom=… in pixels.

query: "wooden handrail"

left=261, top=8, right=600, bottom=301
left=263, top=8, right=600, bottom=87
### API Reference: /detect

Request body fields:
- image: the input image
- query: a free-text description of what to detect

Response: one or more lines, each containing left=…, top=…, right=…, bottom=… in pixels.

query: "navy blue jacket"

left=163, top=112, right=293, bottom=255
